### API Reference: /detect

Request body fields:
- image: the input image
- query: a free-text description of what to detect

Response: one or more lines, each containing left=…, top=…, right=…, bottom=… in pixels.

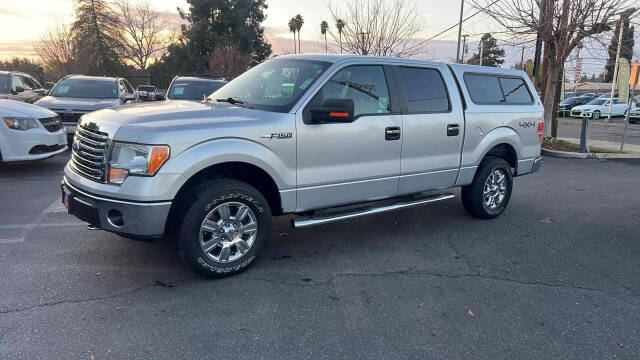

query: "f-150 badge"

left=260, top=133, right=293, bottom=139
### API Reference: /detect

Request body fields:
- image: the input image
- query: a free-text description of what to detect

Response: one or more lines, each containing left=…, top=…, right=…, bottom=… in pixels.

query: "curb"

left=542, top=148, right=640, bottom=159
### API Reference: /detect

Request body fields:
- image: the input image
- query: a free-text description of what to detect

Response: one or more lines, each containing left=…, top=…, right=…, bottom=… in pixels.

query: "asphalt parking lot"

left=557, top=116, right=640, bottom=146
left=1, top=153, right=640, bottom=359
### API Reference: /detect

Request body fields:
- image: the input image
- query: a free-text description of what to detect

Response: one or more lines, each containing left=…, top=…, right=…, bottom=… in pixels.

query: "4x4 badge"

left=260, top=133, right=292, bottom=139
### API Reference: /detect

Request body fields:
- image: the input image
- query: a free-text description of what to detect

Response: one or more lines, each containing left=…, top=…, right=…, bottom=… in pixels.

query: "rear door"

left=393, top=64, right=465, bottom=195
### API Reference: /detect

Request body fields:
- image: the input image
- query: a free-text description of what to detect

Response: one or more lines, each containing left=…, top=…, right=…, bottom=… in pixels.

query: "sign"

left=618, top=58, right=630, bottom=103
left=629, top=62, right=640, bottom=86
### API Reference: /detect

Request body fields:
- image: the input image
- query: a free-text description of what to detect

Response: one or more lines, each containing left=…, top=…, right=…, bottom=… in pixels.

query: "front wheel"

left=462, top=157, right=513, bottom=219
left=592, top=111, right=601, bottom=120
left=178, top=179, right=272, bottom=278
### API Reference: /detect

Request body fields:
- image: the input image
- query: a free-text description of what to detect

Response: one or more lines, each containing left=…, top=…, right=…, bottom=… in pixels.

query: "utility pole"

left=358, top=31, right=370, bottom=55
left=479, top=38, right=484, bottom=66
left=455, top=0, right=464, bottom=63
left=461, top=34, right=469, bottom=63
left=607, top=18, right=624, bottom=123
left=520, top=46, right=525, bottom=70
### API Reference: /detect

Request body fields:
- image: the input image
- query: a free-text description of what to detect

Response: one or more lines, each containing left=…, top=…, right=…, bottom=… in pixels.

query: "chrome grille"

left=70, top=125, right=108, bottom=182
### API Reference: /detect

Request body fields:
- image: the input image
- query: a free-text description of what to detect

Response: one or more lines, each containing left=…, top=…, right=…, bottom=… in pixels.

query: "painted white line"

left=0, top=222, right=84, bottom=230
left=0, top=199, right=70, bottom=244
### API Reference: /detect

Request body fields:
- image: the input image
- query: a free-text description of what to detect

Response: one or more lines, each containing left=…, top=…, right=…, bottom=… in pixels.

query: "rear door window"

left=398, top=67, right=450, bottom=113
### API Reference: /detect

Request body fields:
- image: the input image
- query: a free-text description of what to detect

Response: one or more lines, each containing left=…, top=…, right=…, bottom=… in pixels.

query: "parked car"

left=0, top=100, right=67, bottom=162
left=136, top=85, right=157, bottom=102
left=166, top=76, right=227, bottom=101
left=0, top=71, right=46, bottom=103
left=35, top=75, right=137, bottom=142
left=628, top=107, right=640, bottom=124
left=61, top=54, right=543, bottom=278
left=43, top=81, right=56, bottom=92
left=558, top=96, right=596, bottom=117
left=570, top=97, right=627, bottom=119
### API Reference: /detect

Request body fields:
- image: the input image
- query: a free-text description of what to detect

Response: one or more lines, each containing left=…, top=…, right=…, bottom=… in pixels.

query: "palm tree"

left=320, top=21, right=329, bottom=53
left=335, top=19, right=345, bottom=54
left=288, top=18, right=297, bottom=54
left=294, top=14, right=304, bottom=53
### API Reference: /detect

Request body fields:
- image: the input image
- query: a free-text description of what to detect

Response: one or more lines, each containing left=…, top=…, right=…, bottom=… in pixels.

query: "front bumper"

left=0, top=130, right=67, bottom=162
left=62, top=177, right=172, bottom=238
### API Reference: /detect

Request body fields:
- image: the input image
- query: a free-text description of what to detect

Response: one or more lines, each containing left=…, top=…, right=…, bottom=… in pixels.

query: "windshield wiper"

left=215, top=97, right=251, bottom=108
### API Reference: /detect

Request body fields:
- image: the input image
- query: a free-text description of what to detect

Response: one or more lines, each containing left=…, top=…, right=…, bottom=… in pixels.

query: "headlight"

left=108, top=142, right=170, bottom=184
left=3, top=117, right=40, bottom=131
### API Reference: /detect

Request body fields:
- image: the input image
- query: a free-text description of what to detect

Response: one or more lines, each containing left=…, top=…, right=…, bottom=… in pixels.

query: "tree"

left=605, top=17, right=635, bottom=82
left=35, top=24, right=80, bottom=79
left=116, top=0, right=175, bottom=70
left=326, top=0, right=423, bottom=57
left=71, top=0, right=123, bottom=75
left=466, top=33, right=504, bottom=67
left=320, top=21, right=329, bottom=53
left=178, top=0, right=272, bottom=71
left=294, top=14, right=304, bottom=53
left=335, top=19, right=345, bottom=54
left=289, top=18, right=297, bottom=54
left=477, top=0, right=635, bottom=138
left=208, top=42, right=251, bottom=79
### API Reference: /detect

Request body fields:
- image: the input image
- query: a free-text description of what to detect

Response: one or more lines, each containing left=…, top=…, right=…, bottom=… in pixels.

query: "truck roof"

left=276, top=54, right=529, bottom=78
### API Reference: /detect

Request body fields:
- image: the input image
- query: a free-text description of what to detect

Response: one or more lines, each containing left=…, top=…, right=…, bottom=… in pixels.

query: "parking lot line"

left=0, top=199, right=72, bottom=244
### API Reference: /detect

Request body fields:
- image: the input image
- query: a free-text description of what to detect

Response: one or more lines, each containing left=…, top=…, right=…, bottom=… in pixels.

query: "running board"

left=291, top=193, right=455, bottom=229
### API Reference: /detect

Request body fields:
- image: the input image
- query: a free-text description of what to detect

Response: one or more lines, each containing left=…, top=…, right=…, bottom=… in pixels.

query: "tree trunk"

left=551, top=66, right=563, bottom=138
left=543, top=61, right=561, bottom=138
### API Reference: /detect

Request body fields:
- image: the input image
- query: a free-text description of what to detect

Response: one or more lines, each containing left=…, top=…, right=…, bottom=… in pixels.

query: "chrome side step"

left=291, top=193, right=455, bottom=229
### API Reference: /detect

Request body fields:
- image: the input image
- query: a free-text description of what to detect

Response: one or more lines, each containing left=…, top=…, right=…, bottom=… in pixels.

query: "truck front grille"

left=38, top=116, right=63, bottom=132
left=70, top=124, right=108, bottom=182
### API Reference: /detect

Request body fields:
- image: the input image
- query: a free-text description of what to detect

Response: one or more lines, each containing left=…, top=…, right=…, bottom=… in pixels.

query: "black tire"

left=461, top=156, right=513, bottom=219
left=178, top=179, right=272, bottom=278
left=592, top=111, right=600, bottom=120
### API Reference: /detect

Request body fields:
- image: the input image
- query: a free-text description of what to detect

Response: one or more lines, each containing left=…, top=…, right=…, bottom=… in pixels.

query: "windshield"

left=561, top=98, right=578, bottom=105
left=138, top=86, right=156, bottom=92
left=210, top=58, right=332, bottom=112
left=0, top=74, right=9, bottom=92
left=51, top=78, right=117, bottom=99
left=168, top=80, right=226, bottom=101
left=587, top=99, right=607, bottom=105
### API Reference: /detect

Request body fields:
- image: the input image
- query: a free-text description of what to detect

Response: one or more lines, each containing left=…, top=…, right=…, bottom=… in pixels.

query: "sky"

left=0, top=0, right=619, bottom=77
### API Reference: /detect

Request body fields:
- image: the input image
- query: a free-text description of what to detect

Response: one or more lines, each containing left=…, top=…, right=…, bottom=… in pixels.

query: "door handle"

left=385, top=127, right=401, bottom=140
left=447, top=124, right=460, bottom=136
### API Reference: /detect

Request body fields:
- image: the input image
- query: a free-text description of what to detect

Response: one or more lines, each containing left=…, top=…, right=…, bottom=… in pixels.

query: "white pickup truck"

left=61, top=54, right=544, bottom=278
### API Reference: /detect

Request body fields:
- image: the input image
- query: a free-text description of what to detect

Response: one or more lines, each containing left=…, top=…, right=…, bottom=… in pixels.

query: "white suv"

left=0, top=100, right=67, bottom=162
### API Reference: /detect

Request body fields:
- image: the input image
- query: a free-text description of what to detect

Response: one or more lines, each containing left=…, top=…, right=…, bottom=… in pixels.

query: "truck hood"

left=35, top=96, right=120, bottom=111
left=79, top=100, right=278, bottom=143
left=0, top=99, right=57, bottom=118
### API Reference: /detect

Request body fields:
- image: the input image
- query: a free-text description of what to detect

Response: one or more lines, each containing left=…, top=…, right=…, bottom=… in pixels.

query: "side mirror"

left=13, top=86, right=25, bottom=94
left=309, top=98, right=355, bottom=124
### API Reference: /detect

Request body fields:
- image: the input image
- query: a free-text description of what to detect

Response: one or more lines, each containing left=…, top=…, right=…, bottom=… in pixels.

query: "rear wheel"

left=462, top=157, right=513, bottom=219
left=178, top=179, right=272, bottom=278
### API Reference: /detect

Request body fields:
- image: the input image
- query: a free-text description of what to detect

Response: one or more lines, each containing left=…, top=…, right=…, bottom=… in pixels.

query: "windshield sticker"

left=299, top=78, right=313, bottom=89
left=173, top=87, right=185, bottom=95
left=56, top=85, right=70, bottom=94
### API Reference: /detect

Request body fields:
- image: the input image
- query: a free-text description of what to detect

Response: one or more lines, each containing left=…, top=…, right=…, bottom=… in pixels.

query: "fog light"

left=107, top=209, right=124, bottom=227
left=109, top=168, right=129, bottom=184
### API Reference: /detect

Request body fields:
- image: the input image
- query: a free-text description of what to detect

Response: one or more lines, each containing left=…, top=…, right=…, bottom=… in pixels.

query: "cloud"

left=0, top=7, right=17, bottom=15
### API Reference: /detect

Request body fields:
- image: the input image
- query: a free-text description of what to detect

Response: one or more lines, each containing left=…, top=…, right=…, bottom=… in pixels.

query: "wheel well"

left=165, top=162, right=282, bottom=234
left=484, top=144, right=517, bottom=173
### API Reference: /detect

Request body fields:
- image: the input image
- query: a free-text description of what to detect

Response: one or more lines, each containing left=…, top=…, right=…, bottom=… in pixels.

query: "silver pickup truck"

left=61, top=54, right=543, bottom=278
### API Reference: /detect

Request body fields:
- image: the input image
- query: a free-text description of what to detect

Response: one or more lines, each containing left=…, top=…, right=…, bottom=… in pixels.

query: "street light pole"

left=455, top=0, right=464, bottom=63
left=607, top=18, right=624, bottom=123
left=461, top=34, right=469, bottom=63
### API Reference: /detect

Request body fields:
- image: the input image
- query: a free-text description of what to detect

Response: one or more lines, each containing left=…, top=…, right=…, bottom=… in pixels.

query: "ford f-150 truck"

left=61, top=54, right=544, bottom=278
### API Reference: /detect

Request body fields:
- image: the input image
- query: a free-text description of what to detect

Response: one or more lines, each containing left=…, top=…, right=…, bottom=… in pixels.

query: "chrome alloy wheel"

left=199, top=202, right=258, bottom=263
left=483, top=169, right=507, bottom=210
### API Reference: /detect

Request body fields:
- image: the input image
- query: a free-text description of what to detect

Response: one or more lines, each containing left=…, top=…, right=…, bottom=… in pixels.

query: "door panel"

left=296, top=65, right=402, bottom=211
left=394, top=65, right=464, bottom=195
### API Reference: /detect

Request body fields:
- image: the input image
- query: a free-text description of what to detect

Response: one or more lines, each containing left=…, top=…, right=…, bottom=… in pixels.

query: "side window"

left=464, top=74, right=504, bottom=103
left=398, top=67, right=450, bottom=113
left=313, top=65, right=391, bottom=118
left=499, top=77, right=532, bottom=104
left=119, top=82, right=127, bottom=97
left=20, top=76, right=35, bottom=90
left=123, top=80, right=134, bottom=93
